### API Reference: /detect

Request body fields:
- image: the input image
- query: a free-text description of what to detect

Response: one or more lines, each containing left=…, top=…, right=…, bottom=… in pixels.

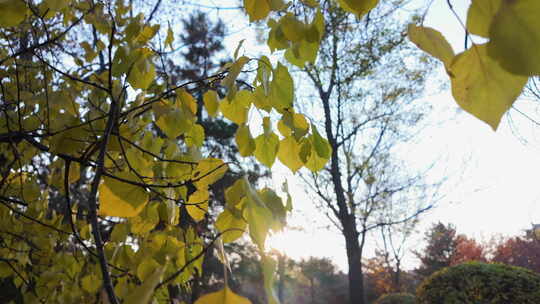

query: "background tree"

left=292, top=2, right=437, bottom=303
left=414, top=222, right=458, bottom=278
left=491, top=233, right=540, bottom=273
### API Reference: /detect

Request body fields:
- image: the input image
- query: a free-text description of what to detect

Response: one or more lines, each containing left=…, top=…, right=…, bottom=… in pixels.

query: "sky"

left=193, top=0, right=540, bottom=271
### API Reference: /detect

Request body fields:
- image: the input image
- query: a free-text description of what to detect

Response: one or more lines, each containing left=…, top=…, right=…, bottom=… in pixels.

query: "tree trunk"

left=394, top=259, right=401, bottom=292
left=343, top=218, right=366, bottom=304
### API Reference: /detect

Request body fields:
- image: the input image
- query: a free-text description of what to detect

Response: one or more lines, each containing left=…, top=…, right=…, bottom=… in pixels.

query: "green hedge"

left=374, top=292, right=415, bottom=304
left=416, top=261, right=540, bottom=304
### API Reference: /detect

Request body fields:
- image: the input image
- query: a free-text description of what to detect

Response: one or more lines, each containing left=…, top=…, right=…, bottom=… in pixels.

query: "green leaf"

left=225, top=179, right=247, bottom=208
left=244, top=196, right=273, bottom=251
left=81, top=274, right=99, bottom=293
left=186, top=124, right=205, bottom=148
left=278, top=136, right=303, bottom=173
left=448, top=44, right=528, bottom=130
left=487, top=0, right=540, bottom=76
left=203, top=90, right=219, bottom=117
left=270, top=63, right=294, bottom=111
left=254, top=132, right=280, bottom=167
left=281, top=14, right=305, bottom=42
left=215, top=209, right=247, bottom=243
left=466, top=0, right=502, bottom=37
left=235, top=124, right=256, bottom=157
left=0, top=0, right=27, bottom=27
left=127, top=58, right=156, bottom=90
left=244, top=0, right=270, bottom=22
left=136, top=258, right=160, bottom=281
left=195, top=286, right=252, bottom=304
left=311, top=125, right=331, bottom=159
left=407, top=24, right=455, bottom=68
left=165, top=25, right=174, bottom=49
left=262, top=255, right=280, bottom=304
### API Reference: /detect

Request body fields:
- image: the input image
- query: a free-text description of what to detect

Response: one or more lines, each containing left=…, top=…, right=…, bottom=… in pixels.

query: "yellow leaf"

left=68, top=162, right=80, bottom=183
left=156, top=108, right=193, bottom=138
left=98, top=173, right=149, bottom=218
left=187, top=188, right=209, bottom=222
left=223, top=56, right=249, bottom=99
left=487, top=0, right=540, bottom=76
left=0, top=0, right=27, bottom=27
left=136, top=258, right=160, bottom=281
left=81, top=274, right=100, bottom=293
left=220, top=98, right=248, bottom=125
left=123, top=266, right=165, bottom=304
left=192, top=158, right=228, bottom=188
left=203, top=91, right=219, bottom=117
left=195, top=287, right=251, bottom=304
left=466, top=0, right=502, bottom=37
left=215, top=209, right=246, bottom=243
left=448, top=44, right=528, bottom=130
left=45, top=0, right=69, bottom=11
left=127, top=58, right=156, bottom=90
left=337, top=0, right=378, bottom=18
left=165, top=25, right=174, bottom=49
left=186, top=124, right=205, bottom=148
left=243, top=0, right=270, bottom=22
left=235, top=124, right=256, bottom=157
left=278, top=137, right=303, bottom=173
left=178, top=89, right=197, bottom=116
left=407, top=24, right=455, bottom=68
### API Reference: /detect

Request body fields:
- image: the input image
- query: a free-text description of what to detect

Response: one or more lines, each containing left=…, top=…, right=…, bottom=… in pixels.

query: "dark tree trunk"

left=344, top=218, right=366, bottom=304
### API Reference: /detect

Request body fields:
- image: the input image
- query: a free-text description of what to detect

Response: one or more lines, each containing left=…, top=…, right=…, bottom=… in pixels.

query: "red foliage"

left=491, top=236, right=540, bottom=273
left=450, top=235, right=487, bottom=266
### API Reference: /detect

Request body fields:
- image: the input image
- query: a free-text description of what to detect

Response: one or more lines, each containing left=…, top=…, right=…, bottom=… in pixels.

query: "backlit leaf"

left=192, top=158, right=228, bottom=188
left=254, top=132, right=280, bottom=167
left=337, top=0, right=378, bottom=18
left=243, top=0, right=270, bottom=22
left=98, top=173, right=149, bottom=218
left=466, top=0, right=501, bottom=37
left=408, top=24, right=455, bottom=68
left=235, top=124, right=256, bottom=157
left=215, top=209, right=246, bottom=243
left=195, top=286, right=251, bottom=304
left=278, top=136, right=303, bottom=173
left=187, top=188, right=209, bottom=222
left=448, top=44, right=528, bottom=130
left=203, top=90, right=219, bottom=117
left=123, top=265, right=165, bottom=304
left=270, top=63, right=294, bottom=111
left=487, top=0, right=540, bottom=76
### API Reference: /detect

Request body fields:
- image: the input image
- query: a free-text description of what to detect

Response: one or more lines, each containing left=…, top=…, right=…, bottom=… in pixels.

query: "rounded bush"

left=416, top=261, right=540, bottom=304
left=374, top=292, right=415, bottom=304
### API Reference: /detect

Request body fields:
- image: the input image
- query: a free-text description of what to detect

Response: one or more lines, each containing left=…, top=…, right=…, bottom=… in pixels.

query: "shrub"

left=416, top=261, right=540, bottom=304
left=374, top=292, right=415, bottom=304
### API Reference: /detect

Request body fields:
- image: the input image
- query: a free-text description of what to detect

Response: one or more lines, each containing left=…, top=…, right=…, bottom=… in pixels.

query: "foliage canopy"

left=0, top=0, right=538, bottom=303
